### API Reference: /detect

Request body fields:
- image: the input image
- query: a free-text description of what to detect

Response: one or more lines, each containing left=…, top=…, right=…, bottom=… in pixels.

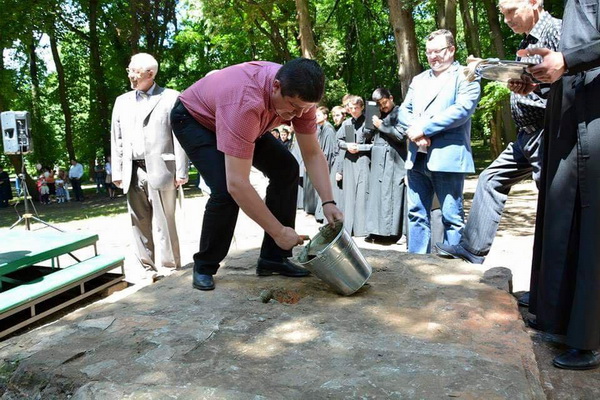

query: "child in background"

left=55, top=179, right=67, bottom=203
left=38, top=175, right=50, bottom=204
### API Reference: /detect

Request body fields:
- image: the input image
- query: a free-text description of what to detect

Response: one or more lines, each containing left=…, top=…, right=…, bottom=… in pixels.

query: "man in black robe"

left=365, top=88, right=408, bottom=245
left=314, top=106, right=339, bottom=222
left=0, top=166, right=13, bottom=208
left=336, top=96, right=372, bottom=236
left=525, top=0, right=600, bottom=370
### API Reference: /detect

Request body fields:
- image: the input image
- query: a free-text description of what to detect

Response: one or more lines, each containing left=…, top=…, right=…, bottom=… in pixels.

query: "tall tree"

left=388, top=0, right=421, bottom=97
left=481, top=0, right=505, bottom=58
left=295, top=0, right=317, bottom=59
left=88, top=0, right=111, bottom=156
left=435, top=0, right=457, bottom=35
left=48, top=26, right=76, bottom=161
left=458, top=0, right=481, bottom=57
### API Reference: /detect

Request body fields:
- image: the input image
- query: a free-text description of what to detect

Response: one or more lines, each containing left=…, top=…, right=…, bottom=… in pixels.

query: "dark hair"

left=276, top=58, right=325, bottom=103
left=372, top=88, right=392, bottom=101
left=427, top=29, right=455, bottom=48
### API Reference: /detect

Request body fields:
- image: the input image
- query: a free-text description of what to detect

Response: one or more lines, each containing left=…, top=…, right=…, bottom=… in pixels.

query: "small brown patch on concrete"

left=259, top=288, right=303, bottom=304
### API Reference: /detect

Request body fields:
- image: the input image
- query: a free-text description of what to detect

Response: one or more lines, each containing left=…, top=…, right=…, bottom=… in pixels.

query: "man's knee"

left=206, top=192, right=237, bottom=211
left=266, top=157, right=299, bottom=187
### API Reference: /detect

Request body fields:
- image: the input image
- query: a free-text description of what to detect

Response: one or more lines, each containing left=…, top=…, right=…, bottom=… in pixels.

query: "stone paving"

left=0, top=177, right=598, bottom=399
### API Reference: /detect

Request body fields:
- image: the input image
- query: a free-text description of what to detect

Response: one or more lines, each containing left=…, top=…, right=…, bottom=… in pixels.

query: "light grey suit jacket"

left=111, top=85, right=188, bottom=193
left=397, top=62, right=481, bottom=174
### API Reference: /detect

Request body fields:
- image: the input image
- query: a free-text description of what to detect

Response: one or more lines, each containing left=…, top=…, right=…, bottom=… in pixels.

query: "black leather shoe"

left=517, top=292, right=530, bottom=307
left=193, top=272, right=215, bottom=291
left=553, top=348, right=600, bottom=370
left=435, top=242, right=485, bottom=264
left=526, top=317, right=539, bottom=330
left=256, top=257, right=310, bottom=277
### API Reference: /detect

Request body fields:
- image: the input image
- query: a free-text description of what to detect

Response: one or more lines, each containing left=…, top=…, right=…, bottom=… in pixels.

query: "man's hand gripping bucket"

left=295, top=221, right=372, bottom=295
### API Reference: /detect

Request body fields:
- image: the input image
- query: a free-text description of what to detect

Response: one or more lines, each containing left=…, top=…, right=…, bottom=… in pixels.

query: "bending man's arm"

left=224, top=154, right=303, bottom=250
left=296, top=133, right=344, bottom=225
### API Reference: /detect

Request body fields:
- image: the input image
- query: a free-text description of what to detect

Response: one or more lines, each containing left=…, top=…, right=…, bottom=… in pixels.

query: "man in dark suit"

left=525, top=0, right=600, bottom=370
left=111, top=53, right=189, bottom=281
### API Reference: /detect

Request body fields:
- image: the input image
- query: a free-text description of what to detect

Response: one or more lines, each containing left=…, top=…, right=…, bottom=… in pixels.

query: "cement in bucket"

left=296, top=221, right=371, bottom=295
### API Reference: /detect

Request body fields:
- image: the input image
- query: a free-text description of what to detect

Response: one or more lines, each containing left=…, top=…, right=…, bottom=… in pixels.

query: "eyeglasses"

left=126, top=68, right=149, bottom=77
left=425, top=46, right=450, bottom=57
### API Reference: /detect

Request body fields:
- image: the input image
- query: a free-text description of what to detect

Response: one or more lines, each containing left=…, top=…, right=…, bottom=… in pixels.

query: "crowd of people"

left=0, top=157, right=118, bottom=206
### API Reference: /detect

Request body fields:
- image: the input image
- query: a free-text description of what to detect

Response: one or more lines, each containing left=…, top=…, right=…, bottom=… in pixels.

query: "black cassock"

left=303, top=122, right=336, bottom=215
left=312, top=121, right=338, bottom=221
left=365, top=106, right=408, bottom=238
left=0, top=170, right=13, bottom=206
left=336, top=114, right=372, bottom=237
left=530, top=0, right=600, bottom=350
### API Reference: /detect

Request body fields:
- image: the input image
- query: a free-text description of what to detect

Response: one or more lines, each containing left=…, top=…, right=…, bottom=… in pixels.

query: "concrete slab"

left=0, top=249, right=544, bottom=399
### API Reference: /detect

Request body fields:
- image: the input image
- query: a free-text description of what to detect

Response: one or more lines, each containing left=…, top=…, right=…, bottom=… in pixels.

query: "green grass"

left=0, top=180, right=205, bottom=229
left=471, top=139, right=495, bottom=174
left=1, top=152, right=497, bottom=229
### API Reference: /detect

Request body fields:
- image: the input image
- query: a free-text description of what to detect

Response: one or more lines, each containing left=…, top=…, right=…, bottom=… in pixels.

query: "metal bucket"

left=296, top=221, right=372, bottom=295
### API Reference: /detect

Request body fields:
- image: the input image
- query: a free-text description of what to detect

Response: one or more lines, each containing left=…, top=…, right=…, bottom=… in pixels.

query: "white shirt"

left=131, top=83, right=156, bottom=160
left=69, top=163, right=83, bottom=179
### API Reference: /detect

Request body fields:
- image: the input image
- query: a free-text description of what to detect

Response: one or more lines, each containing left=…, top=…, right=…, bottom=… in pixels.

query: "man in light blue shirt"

left=397, top=29, right=481, bottom=254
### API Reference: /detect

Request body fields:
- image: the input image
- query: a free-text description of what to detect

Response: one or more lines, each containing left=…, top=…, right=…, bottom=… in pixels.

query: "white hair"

left=130, top=53, right=159, bottom=75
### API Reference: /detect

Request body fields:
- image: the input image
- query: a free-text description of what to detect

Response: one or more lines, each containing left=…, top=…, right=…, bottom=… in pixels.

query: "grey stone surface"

left=0, top=249, right=544, bottom=399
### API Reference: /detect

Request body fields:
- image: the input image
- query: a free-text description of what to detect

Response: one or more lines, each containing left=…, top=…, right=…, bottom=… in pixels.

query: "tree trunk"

left=28, top=35, right=41, bottom=123
left=89, top=0, right=111, bottom=156
left=458, top=0, right=482, bottom=57
left=500, top=98, right=516, bottom=143
left=294, top=0, right=317, bottom=59
left=489, top=107, right=505, bottom=159
left=49, top=28, right=76, bottom=161
left=435, top=0, right=457, bottom=35
left=481, top=0, right=505, bottom=58
left=387, top=0, right=421, bottom=97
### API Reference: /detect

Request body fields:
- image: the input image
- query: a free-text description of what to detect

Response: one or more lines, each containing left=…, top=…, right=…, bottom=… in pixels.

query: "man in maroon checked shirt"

left=171, top=58, right=344, bottom=291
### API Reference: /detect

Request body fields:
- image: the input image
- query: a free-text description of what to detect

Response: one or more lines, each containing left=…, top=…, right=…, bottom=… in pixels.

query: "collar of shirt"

left=136, top=83, right=156, bottom=101
left=526, top=11, right=552, bottom=46
left=426, top=61, right=459, bottom=80
left=351, top=114, right=365, bottom=125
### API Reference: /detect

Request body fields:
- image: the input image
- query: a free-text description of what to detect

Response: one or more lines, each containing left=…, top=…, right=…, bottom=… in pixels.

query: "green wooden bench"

left=0, top=253, right=125, bottom=339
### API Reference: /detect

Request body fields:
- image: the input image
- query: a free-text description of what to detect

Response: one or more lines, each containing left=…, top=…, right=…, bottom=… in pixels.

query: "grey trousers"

left=461, top=129, right=543, bottom=256
left=127, top=165, right=181, bottom=270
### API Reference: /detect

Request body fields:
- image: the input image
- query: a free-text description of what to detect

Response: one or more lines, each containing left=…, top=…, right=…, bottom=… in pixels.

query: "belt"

left=133, top=159, right=146, bottom=170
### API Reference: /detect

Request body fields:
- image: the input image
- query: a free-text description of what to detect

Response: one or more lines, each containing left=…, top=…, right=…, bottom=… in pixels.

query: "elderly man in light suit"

left=111, top=53, right=189, bottom=280
left=397, top=29, right=481, bottom=254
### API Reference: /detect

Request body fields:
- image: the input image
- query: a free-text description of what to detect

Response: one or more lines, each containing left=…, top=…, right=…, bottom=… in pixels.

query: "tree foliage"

left=0, top=0, right=565, bottom=177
